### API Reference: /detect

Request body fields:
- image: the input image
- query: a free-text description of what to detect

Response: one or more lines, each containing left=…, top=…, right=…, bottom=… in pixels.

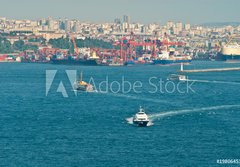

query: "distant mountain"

left=200, top=22, right=240, bottom=27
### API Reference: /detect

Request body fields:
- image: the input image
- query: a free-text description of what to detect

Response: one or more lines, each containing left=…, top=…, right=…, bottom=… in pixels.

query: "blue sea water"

left=0, top=61, right=240, bottom=167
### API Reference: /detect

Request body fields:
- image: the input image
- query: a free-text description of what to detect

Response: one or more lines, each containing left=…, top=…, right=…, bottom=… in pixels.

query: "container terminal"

left=1, top=16, right=240, bottom=65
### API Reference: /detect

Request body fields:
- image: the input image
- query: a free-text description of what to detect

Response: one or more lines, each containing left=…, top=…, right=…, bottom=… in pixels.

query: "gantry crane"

left=113, top=32, right=186, bottom=63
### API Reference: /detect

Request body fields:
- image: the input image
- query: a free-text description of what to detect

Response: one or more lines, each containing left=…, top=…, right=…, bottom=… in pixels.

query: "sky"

left=0, top=0, right=240, bottom=24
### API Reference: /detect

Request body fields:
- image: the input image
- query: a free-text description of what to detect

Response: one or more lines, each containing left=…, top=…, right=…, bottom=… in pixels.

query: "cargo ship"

left=51, top=56, right=99, bottom=66
left=50, top=51, right=100, bottom=66
left=152, top=50, right=192, bottom=65
left=216, top=43, right=240, bottom=62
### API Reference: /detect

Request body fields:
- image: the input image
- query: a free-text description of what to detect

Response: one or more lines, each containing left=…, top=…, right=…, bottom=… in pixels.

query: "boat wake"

left=102, top=92, right=169, bottom=104
left=127, top=104, right=240, bottom=126
left=188, top=79, right=240, bottom=85
left=149, top=104, right=240, bottom=121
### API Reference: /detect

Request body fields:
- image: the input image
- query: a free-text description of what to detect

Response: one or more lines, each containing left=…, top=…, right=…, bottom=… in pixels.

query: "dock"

left=180, top=67, right=240, bottom=73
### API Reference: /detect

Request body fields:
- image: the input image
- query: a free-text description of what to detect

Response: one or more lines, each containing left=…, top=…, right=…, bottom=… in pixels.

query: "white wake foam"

left=149, top=104, right=240, bottom=120
left=188, top=79, right=240, bottom=85
left=103, top=92, right=169, bottom=104
left=126, top=104, right=240, bottom=126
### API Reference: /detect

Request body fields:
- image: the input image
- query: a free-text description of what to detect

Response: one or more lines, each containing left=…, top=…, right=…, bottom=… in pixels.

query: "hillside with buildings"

left=0, top=15, right=240, bottom=62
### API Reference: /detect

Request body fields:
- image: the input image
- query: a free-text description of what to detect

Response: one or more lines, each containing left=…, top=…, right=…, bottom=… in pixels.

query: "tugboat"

left=133, top=106, right=149, bottom=127
left=74, top=72, right=94, bottom=92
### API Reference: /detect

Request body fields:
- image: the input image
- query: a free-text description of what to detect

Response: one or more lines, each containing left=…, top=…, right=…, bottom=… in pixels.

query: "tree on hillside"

left=13, top=40, right=25, bottom=51
left=13, top=40, right=38, bottom=52
left=0, top=37, right=13, bottom=53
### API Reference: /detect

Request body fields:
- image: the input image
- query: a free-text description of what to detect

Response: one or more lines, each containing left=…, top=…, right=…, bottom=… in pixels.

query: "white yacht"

left=133, top=107, right=149, bottom=127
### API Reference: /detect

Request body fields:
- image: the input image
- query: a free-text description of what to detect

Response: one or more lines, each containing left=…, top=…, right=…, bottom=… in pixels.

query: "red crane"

left=113, top=32, right=186, bottom=63
left=113, top=32, right=158, bottom=61
left=70, top=33, right=79, bottom=56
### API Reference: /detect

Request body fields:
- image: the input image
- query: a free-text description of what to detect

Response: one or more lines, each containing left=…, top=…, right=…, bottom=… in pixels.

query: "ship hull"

left=75, top=84, right=94, bottom=92
left=51, top=58, right=99, bottom=66
left=124, top=60, right=135, bottom=66
left=152, top=59, right=192, bottom=65
left=75, top=86, right=88, bottom=91
left=133, top=120, right=149, bottom=127
left=216, top=53, right=240, bottom=62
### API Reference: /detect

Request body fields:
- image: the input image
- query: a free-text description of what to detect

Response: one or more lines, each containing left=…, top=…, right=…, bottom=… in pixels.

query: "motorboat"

left=133, top=106, right=149, bottom=127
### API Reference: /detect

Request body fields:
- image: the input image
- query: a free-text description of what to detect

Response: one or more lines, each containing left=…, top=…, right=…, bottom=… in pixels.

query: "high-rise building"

left=48, top=17, right=54, bottom=30
left=59, top=20, right=65, bottom=30
left=123, top=15, right=130, bottom=23
left=173, top=27, right=180, bottom=35
left=114, top=18, right=121, bottom=24
left=176, top=22, right=183, bottom=32
left=167, top=21, right=174, bottom=29
left=185, top=23, right=191, bottom=31
left=40, top=18, right=47, bottom=26
left=122, top=22, right=129, bottom=32
left=65, top=19, right=71, bottom=32
left=73, top=21, right=80, bottom=33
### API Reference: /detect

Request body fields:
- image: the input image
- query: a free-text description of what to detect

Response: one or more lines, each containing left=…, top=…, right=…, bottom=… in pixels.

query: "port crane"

left=113, top=32, right=158, bottom=61
left=113, top=32, right=185, bottom=62
left=68, top=33, right=79, bottom=57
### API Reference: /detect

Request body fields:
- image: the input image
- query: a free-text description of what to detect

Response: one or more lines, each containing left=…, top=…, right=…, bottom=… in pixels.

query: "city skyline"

left=1, top=0, right=240, bottom=24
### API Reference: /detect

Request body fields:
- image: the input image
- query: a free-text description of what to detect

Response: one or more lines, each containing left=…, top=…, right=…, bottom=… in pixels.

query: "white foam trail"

left=147, top=121, right=154, bottom=126
left=149, top=104, right=240, bottom=120
left=126, top=117, right=133, bottom=124
left=102, top=92, right=169, bottom=104
left=188, top=79, right=240, bottom=85
left=127, top=105, right=240, bottom=126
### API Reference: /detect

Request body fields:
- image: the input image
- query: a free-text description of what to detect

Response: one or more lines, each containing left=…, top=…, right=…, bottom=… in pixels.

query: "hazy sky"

left=1, top=0, right=239, bottom=24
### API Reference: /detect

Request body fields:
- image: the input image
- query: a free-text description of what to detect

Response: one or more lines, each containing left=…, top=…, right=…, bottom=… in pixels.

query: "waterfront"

left=0, top=61, right=240, bottom=166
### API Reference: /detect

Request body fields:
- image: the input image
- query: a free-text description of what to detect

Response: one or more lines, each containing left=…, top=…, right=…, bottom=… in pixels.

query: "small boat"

left=133, top=106, right=149, bottom=127
left=168, top=74, right=187, bottom=81
left=74, top=72, right=94, bottom=92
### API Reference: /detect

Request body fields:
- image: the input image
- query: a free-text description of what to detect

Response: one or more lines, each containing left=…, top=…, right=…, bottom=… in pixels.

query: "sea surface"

left=0, top=61, right=240, bottom=167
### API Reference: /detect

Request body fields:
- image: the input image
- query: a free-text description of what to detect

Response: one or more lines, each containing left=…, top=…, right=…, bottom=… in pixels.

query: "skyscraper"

left=65, top=19, right=71, bottom=32
left=176, top=22, right=183, bottom=32
left=167, top=21, right=174, bottom=29
left=123, top=15, right=130, bottom=24
left=48, top=17, right=54, bottom=30
left=73, top=21, right=80, bottom=33
left=185, top=23, right=191, bottom=31
left=114, top=18, right=121, bottom=24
